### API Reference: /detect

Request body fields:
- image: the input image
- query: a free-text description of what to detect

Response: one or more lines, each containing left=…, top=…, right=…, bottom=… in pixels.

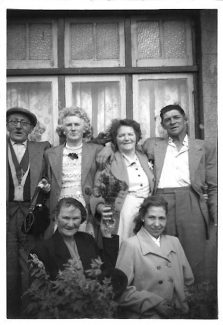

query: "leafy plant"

left=171, top=281, right=217, bottom=319
left=23, top=254, right=118, bottom=319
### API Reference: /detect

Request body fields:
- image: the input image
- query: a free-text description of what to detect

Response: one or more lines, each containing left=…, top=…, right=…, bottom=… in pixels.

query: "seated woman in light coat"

left=116, top=195, right=194, bottom=319
left=90, top=119, right=154, bottom=245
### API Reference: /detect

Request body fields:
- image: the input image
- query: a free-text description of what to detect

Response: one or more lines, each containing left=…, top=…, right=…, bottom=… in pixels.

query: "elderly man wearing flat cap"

left=6, top=107, right=51, bottom=318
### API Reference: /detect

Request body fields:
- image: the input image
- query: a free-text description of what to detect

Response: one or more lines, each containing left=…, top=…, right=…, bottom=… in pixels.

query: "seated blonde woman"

left=116, top=195, right=194, bottom=319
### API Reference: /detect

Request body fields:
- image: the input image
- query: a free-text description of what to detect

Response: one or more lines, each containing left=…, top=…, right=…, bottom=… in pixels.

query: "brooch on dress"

left=68, top=153, right=78, bottom=160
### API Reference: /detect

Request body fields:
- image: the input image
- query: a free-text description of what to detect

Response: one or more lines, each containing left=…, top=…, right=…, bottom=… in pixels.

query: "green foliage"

left=23, top=254, right=118, bottom=319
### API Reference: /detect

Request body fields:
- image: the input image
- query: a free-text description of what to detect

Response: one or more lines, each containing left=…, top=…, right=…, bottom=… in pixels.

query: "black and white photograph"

left=2, top=0, right=221, bottom=322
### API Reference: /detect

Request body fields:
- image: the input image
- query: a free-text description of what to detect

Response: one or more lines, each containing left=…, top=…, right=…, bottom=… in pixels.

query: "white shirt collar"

left=65, top=143, right=83, bottom=151
left=168, top=134, right=188, bottom=148
left=122, top=153, right=138, bottom=167
left=147, top=231, right=161, bottom=247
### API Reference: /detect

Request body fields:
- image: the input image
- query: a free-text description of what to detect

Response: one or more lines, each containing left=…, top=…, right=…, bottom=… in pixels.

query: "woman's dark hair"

left=160, top=104, right=186, bottom=123
left=133, top=195, right=168, bottom=234
left=55, top=197, right=87, bottom=223
left=108, top=119, right=142, bottom=151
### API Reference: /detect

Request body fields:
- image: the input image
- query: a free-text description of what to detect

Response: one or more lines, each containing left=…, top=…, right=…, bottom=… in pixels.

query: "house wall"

left=200, top=10, right=217, bottom=143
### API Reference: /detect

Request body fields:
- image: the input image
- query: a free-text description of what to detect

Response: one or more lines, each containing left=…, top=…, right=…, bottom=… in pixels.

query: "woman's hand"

left=97, top=204, right=112, bottom=216
left=99, top=205, right=115, bottom=238
left=155, top=299, right=175, bottom=318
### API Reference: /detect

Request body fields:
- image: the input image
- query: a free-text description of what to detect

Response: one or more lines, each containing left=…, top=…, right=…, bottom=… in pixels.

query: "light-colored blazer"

left=143, top=137, right=217, bottom=227
left=45, top=142, right=103, bottom=216
left=116, top=227, right=194, bottom=317
left=6, top=140, right=50, bottom=202
left=90, top=150, right=155, bottom=231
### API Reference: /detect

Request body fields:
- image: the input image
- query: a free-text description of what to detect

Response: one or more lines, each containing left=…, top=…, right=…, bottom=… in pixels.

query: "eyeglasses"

left=7, top=120, right=31, bottom=127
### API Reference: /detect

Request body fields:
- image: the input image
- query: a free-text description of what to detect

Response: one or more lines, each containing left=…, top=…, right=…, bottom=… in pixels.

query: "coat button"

left=158, top=280, right=163, bottom=284
left=157, top=266, right=161, bottom=270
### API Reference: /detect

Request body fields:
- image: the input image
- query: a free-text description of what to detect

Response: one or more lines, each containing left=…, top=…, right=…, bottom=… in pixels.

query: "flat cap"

left=7, top=107, right=37, bottom=126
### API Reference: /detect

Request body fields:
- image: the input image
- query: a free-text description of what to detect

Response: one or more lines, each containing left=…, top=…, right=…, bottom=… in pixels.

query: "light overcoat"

left=116, top=227, right=194, bottom=317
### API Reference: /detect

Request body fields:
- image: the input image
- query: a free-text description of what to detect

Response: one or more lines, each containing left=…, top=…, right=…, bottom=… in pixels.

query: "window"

left=131, top=18, right=193, bottom=66
left=65, top=19, right=125, bottom=67
left=65, top=76, right=126, bottom=135
left=7, top=11, right=198, bottom=146
left=133, top=74, right=194, bottom=139
left=7, top=20, right=58, bottom=69
left=7, top=77, right=59, bottom=144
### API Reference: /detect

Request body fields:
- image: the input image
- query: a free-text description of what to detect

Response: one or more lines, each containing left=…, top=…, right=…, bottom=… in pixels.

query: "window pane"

left=163, top=21, right=186, bottom=58
left=65, top=20, right=125, bottom=67
left=132, top=18, right=192, bottom=66
left=137, top=21, right=160, bottom=59
left=7, top=82, right=55, bottom=143
left=70, top=24, right=94, bottom=60
left=134, top=77, right=192, bottom=139
left=7, top=21, right=57, bottom=68
left=71, top=81, right=122, bottom=135
left=29, top=23, right=53, bottom=60
left=96, top=23, right=119, bottom=59
left=7, top=24, right=26, bottom=60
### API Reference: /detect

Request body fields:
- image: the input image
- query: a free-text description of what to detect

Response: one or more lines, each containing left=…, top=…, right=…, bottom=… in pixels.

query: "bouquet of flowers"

left=93, top=168, right=128, bottom=233
left=94, top=169, right=128, bottom=204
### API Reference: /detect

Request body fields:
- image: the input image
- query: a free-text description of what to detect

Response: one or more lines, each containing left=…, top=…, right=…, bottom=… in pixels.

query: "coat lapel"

left=137, top=227, right=174, bottom=261
left=53, top=230, right=72, bottom=267
left=110, top=151, right=129, bottom=185
left=136, top=151, right=154, bottom=193
left=154, top=138, right=168, bottom=186
left=188, top=139, right=203, bottom=185
left=48, top=145, right=64, bottom=188
left=6, top=139, right=9, bottom=200
left=81, top=143, right=94, bottom=187
left=29, top=142, right=43, bottom=198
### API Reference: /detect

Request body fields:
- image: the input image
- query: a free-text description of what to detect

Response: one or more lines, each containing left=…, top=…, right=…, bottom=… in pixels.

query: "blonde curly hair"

left=56, top=107, right=93, bottom=141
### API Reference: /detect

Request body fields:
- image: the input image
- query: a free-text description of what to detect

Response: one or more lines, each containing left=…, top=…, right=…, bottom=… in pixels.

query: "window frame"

left=6, top=10, right=203, bottom=140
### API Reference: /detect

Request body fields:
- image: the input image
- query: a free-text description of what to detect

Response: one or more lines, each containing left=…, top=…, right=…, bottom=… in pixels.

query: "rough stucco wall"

left=200, top=10, right=217, bottom=143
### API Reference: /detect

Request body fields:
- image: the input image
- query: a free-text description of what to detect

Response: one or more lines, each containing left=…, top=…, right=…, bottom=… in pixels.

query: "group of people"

left=6, top=104, right=217, bottom=319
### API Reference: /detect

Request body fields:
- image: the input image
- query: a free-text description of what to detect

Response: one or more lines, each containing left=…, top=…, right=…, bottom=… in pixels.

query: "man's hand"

left=37, top=178, right=51, bottom=193
left=96, top=145, right=114, bottom=169
left=155, top=300, right=175, bottom=318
